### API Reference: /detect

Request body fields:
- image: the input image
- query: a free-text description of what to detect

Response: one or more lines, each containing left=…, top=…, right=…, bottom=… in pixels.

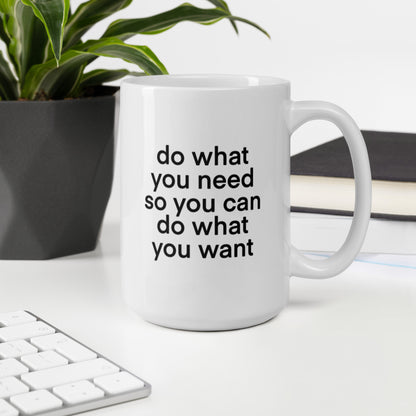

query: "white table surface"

left=1, top=220, right=416, bottom=416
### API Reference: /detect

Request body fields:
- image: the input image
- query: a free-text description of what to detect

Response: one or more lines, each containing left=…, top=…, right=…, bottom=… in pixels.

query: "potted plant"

left=0, top=0, right=267, bottom=259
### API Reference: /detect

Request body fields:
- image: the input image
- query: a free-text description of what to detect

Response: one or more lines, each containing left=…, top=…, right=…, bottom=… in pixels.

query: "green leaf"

left=0, top=50, right=18, bottom=99
left=0, top=12, right=10, bottom=46
left=79, top=68, right=143, bottom=89
left=103, top=3, right=269, bottom=40
left=205, top=0, right=238, bottom=34
left=5, top=2, right=49, bottom=81
left=224, top=15, right=270, bottom=38
left=64, top=0, right=132, bottom=50
left=0, top=0, right=15, bottom=14
left=21, top=0, right=70, bottom=64
left=82, top=38, right=168, bottom=75
left=22, top=37, right=167, bottom=99
left=22, top=50, right=86, bottom=99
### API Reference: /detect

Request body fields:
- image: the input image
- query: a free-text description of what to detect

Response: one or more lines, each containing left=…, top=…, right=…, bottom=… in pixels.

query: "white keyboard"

left=0, top=311, right=150, bottom=415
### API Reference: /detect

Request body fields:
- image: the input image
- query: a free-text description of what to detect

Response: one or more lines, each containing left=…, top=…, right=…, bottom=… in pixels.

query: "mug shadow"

left=287, top=298, right=330, bottom=309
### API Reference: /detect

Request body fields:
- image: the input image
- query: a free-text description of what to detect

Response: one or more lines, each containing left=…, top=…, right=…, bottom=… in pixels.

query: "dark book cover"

left=290, top=130, right=416, bottom=221
left=291, top=130, right=416, bottom=182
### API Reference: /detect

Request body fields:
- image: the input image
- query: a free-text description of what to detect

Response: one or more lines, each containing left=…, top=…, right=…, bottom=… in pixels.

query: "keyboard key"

left=53, top=380, right=104, bottom=405
left=10, top=390, right=63, bottom=415
left=0, top=340, right=37, bottom=359
left=0, top=377, right=29, bottom=399
left=0, top=399, right=18, bottom=416
left=31, top=333, right=97, bottom=362
left=21, top=350, right=68, bottom=371
left=94, top=371, right=145, bottom=395
left=0, top=322, right=54, bottom=342
left=0, top=359, right=29, bottom=378
left=0, top=311, right=36, bottom=327
left=22, top=358, right=119, bottom=390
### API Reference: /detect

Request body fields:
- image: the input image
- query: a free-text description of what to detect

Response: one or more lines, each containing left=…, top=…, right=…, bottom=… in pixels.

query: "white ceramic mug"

left=120, top=75, right=371, bottom=331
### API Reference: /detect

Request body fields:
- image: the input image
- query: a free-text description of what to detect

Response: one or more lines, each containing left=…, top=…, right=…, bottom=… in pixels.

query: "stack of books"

left=290, top=130, right=416, bottom=254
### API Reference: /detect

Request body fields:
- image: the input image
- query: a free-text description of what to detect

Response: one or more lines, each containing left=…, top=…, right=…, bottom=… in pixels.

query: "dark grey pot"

left=0, top=87, right=117, bottom=259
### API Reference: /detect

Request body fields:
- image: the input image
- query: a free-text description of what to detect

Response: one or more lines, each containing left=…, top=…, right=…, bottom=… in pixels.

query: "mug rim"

left=122, top=74, right=290, bottom=90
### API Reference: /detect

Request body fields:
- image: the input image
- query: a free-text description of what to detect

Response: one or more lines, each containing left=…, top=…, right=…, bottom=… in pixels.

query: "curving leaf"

left=205, top=0, right=238, bottom=34
left=5, top=2, right=49, bottom=81
left=82, top=38, right=168, bottom=75
left=63, top=0, right=132, bottom=50
left=224, top=15, right=270, bottom=38
left=22, top=37, right=167, bottom=99
left=21, top=0, right=70, bottom=65
left=103, top=3, right=269, bottom=40
left=79, top=68, right=143, bottom=89
left=0, top=0, right=15, bottom=14
left=0, top=12, right=10, bottom=46
left=22, top=50, right=87, bottom=99
left=0, top=50, right=18, bottom=99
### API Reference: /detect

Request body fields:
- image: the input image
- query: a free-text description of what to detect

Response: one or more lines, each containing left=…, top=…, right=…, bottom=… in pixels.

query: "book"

left=291, top=212, right=416, bottom=254
left=290, top=130, right=416, bottom=220
left=290, top=131, right=416, bottom=254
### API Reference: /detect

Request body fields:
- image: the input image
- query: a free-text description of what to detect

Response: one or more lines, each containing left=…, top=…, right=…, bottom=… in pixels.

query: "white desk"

left=1, top=220, right=416, bottom=416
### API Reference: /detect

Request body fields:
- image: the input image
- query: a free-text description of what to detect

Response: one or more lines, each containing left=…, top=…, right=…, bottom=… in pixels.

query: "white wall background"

left=68, top=0, right=416, bottom=219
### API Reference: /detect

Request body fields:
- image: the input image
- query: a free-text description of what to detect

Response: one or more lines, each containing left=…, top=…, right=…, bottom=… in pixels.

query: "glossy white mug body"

left=120, top=75, right=371, bottom=331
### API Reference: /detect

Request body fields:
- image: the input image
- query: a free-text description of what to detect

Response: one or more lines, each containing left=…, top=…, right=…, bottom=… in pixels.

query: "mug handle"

left=286, top=101, right=372, bottom=278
